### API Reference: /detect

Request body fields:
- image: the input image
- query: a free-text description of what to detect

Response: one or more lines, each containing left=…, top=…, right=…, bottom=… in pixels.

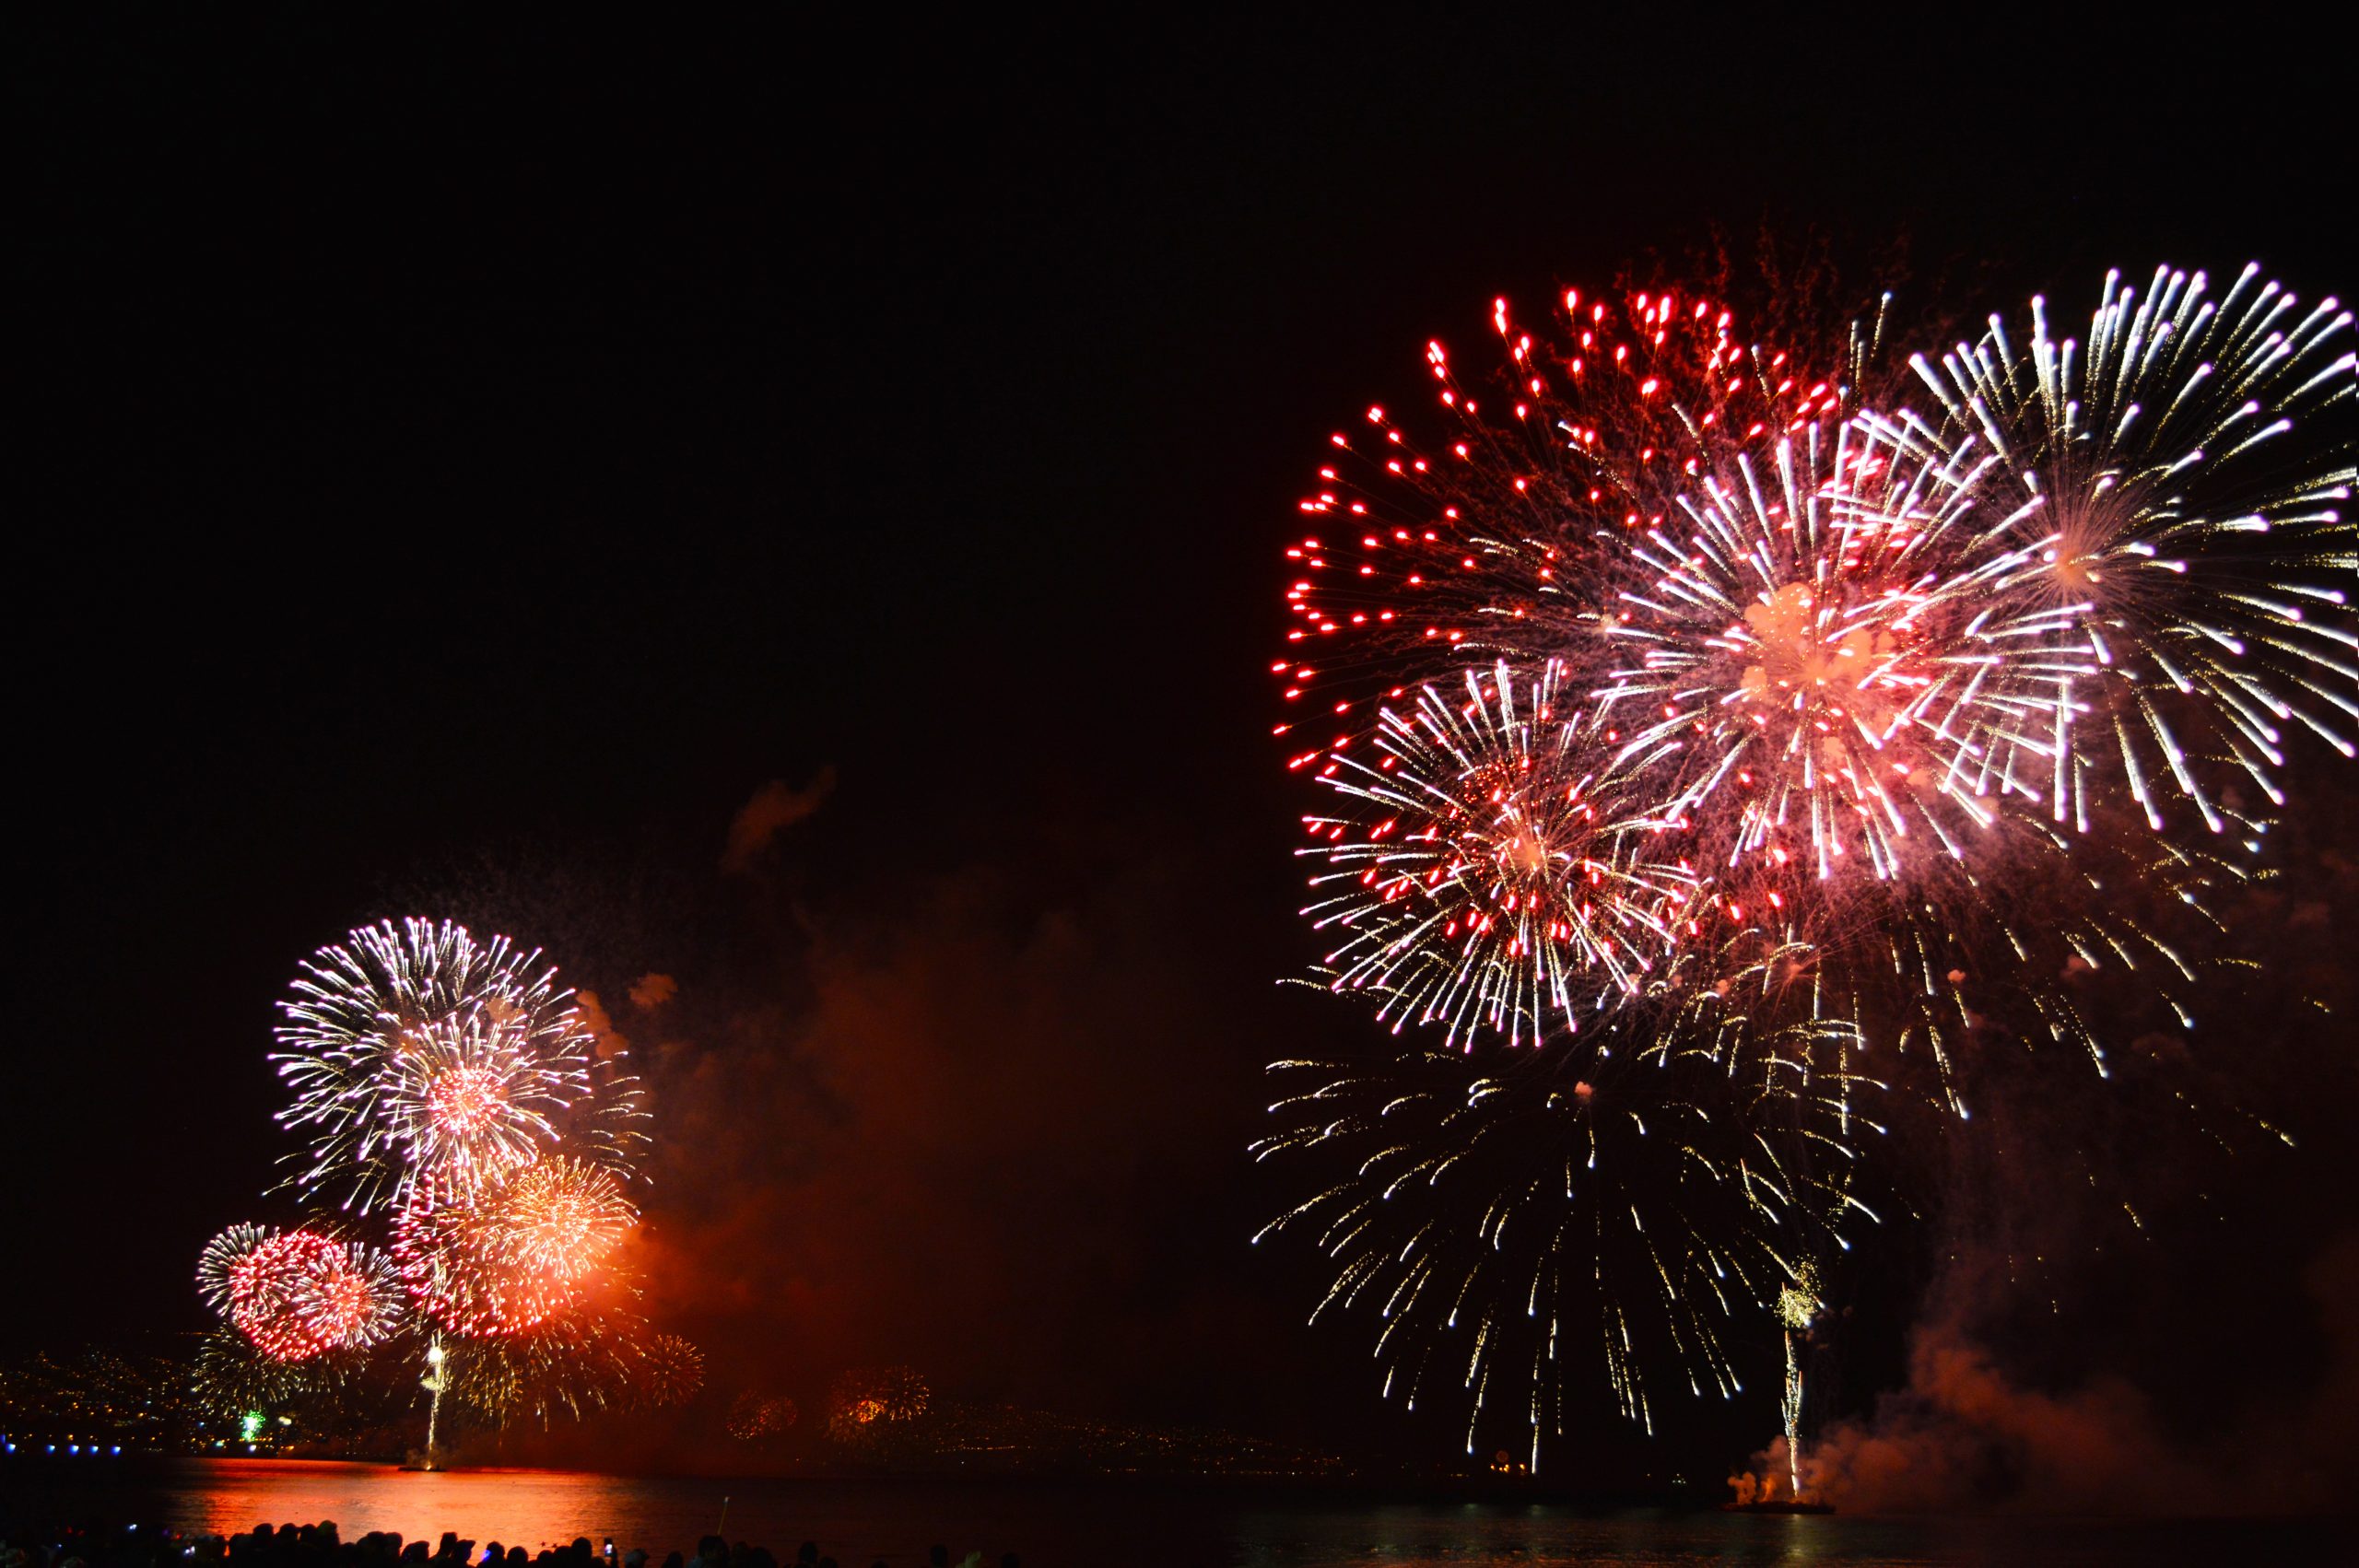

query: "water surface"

left=1, top=1457, right=2335, bottom=1567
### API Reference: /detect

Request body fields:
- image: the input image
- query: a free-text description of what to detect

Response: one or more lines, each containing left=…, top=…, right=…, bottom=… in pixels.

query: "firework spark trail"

left=271, top=919, right=645, bottom=1213
left=1775, top=1263, right=1820, bottom=1500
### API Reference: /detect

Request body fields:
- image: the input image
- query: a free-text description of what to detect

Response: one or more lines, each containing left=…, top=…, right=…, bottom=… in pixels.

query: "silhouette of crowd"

left=0, top=1521, right=1020, bottom=1568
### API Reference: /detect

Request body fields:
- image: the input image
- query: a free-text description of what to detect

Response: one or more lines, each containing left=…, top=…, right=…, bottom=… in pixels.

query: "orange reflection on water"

left=165, top=1460, right=668, bottom=1552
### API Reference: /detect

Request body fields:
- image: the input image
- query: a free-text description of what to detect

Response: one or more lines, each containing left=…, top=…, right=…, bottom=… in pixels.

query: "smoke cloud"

left=721, top=767, right=837, bottom=872
left=616, top=837, right=1305, bottom=1451
left=1728, top=787, right=2359, bottom=1515
left=573, top=989, right=629, bottom=1060
left=1740, top=1232, right=2359, bottom=1513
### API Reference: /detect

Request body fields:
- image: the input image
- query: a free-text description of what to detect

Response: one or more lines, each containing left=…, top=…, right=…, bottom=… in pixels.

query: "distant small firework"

left=826, top=1365, right=933, bottom=1448
left=638, top=1332, right=707, bottom=1411
left=272, top=919, right=644, bottom=1212
left=725, top=1390, right=800, bottom=1442
left=198, top=1224, right=404, bottom=1361
left=194, top=916, right=694, bottom=1440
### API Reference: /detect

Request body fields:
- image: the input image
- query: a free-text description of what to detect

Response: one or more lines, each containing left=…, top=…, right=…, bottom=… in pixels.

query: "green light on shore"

left=241, top=1410, right=266, bottom=1442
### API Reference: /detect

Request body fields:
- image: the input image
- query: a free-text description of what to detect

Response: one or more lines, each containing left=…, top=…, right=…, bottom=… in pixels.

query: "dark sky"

left=12, top=14, right=2356, bottom=1495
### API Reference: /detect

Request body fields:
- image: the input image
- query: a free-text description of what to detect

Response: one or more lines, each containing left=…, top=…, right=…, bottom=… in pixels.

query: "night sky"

left=13, top=15, right=2356, bottom=1499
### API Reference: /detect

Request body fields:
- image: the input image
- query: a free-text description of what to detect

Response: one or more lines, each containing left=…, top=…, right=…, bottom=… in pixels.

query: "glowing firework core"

left=425, top=1064, right=511, bottom=1136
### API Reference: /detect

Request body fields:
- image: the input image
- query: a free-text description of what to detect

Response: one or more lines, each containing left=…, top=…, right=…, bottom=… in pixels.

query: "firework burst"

left=725, top=1390, right=800, bottom=1442
left=198, top=1224, right=405, bottom=1361
left=272, top=919, right=644, bottom=1213
left=1277, top=287, right=1864, bottom=756
left=1263, top=261, right=2351, bottom=1464
left=1300, top=659, right=1706, bottom=1050
left=1254, top=1013, right=1859, bottom=1452
left=481, top=1155, right=638, bottom=1284
left=445, top=1308, right=703, bottom=1427
left=194, top=917, right=694, bottom=1443
left=1902, top=263, right=2356, bottom=834
left=189, top=1327, right=315, bottom=1417
left=393, top=1157, right=639, bottom=1338
left=286, top=1237, right=407, bottom=1352
left=1282, top=282, right=2097, bottom=903
left=1253, top=952, right=1871, bottom=1465
left=1280, top=276, right=2306, bottom=1086
left=826, top=1365, right=933, bottom=1449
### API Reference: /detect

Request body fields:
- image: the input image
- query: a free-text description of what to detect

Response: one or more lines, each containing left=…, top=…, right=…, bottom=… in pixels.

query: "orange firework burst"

left=487, top=1156, right=637, bottom=1284
left=394, top=1157, right=638, bottom=1337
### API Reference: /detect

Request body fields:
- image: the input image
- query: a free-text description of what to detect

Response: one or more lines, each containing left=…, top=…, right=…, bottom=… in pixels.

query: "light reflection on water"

left=0, top=1458, right=2336, bottom=1568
